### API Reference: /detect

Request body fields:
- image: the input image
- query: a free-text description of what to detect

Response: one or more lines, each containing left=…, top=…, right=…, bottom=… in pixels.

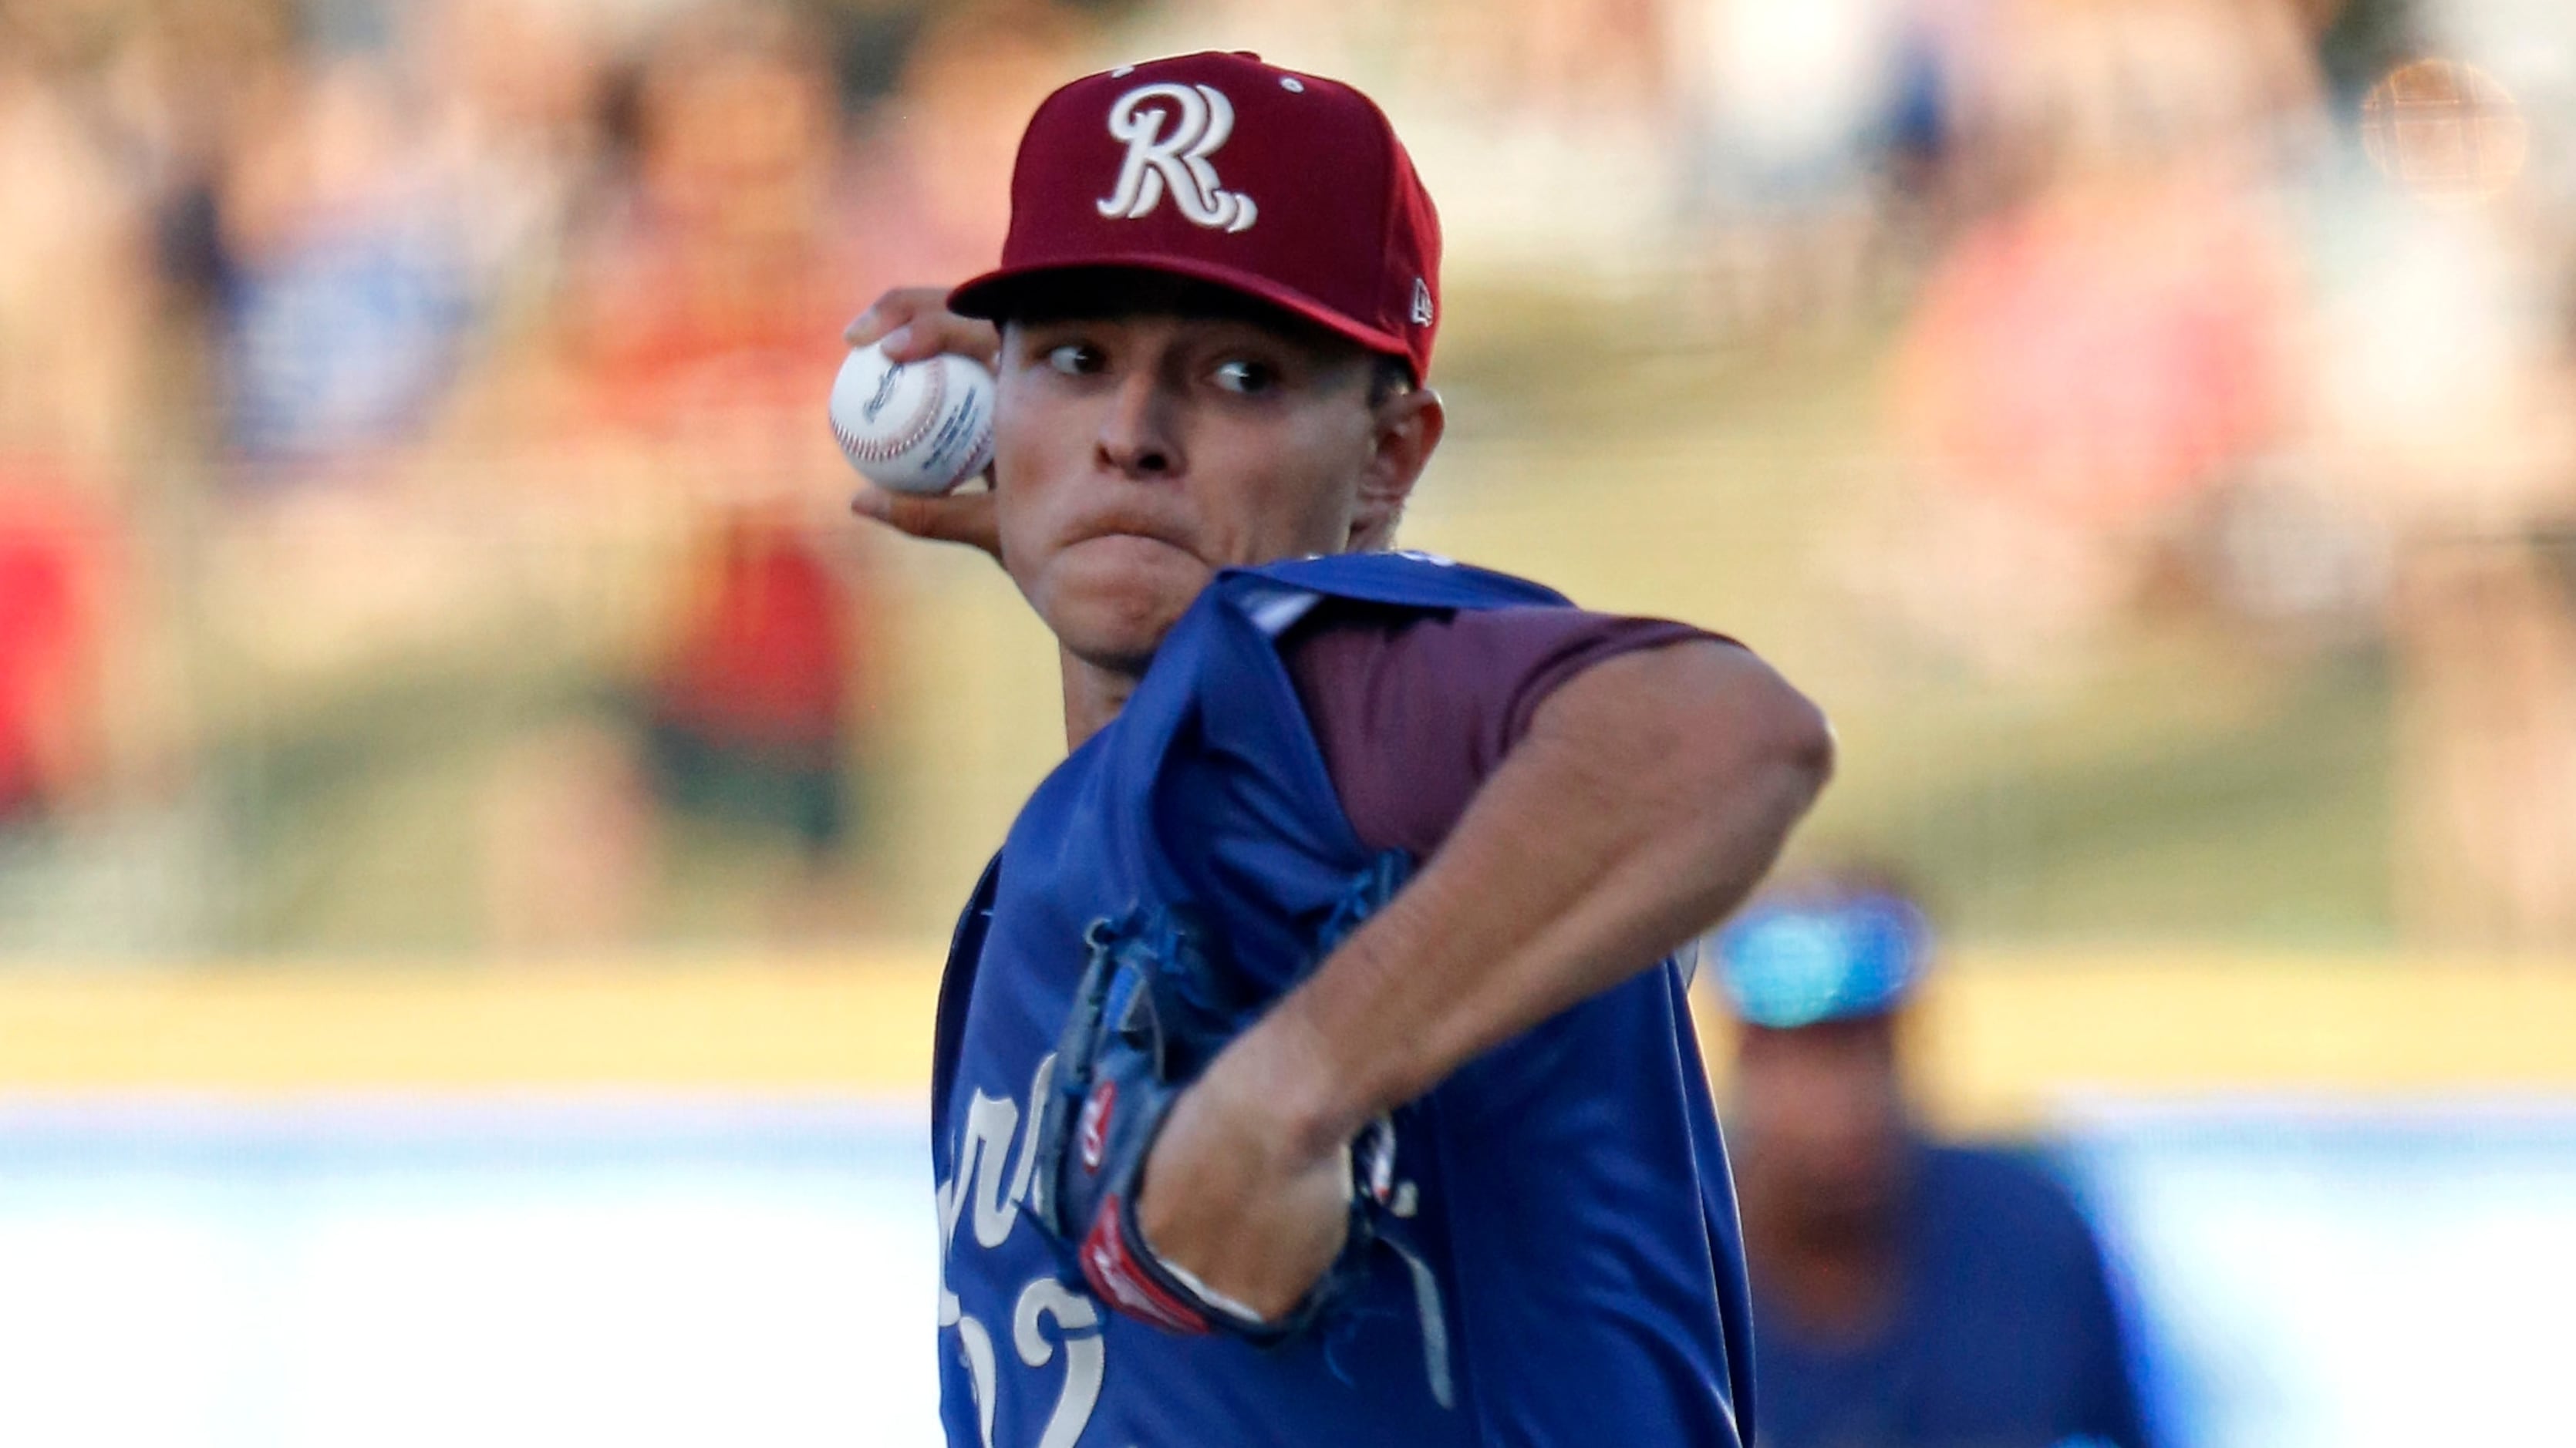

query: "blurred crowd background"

left=3, top=0, right=2574, bottom=1444
left=12, top=0, right=2571, bottom=955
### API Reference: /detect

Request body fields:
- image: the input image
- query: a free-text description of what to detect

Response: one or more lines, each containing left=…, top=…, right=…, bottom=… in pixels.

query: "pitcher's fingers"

left=851, top=485, right=1003, bottom=561
left=879, top=313, right=1003, bottom=366
left=842, top=286, right=950, bottom=348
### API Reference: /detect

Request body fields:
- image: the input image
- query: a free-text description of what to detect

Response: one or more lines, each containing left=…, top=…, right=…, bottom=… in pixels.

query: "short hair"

left=1366, top=352, right=1414, bottom=408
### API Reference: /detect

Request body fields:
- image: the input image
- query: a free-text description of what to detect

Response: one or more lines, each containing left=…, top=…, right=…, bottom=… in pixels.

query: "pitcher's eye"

left=1045, top=344, right=1103, bottom=375
left=1212, top=359, right=1278, bottom=395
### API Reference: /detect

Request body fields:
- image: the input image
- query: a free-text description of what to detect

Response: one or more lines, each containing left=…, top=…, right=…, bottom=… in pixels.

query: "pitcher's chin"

left=1039, top=547, right=1211, bottom=675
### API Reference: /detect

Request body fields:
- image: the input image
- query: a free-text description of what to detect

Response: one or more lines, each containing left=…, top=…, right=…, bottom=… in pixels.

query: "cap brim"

left=949, top=256, right=1414, bottom=375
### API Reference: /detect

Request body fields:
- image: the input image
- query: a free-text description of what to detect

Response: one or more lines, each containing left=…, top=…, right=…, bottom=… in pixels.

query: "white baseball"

left=827, top=342, right=996, bottom=496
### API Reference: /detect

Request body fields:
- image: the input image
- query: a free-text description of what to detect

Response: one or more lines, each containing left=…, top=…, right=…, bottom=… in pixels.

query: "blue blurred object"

left=223, top=215, right=472, bottom=466
left=1752, top=1141, right=2155, bottom=1448
left=1713, top=891, right=1930, bottom=1028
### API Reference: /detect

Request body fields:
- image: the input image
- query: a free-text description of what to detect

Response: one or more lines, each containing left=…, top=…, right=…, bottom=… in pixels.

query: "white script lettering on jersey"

left=1097, top=83, right=1259, bottom=234
left=937, top=1053, right=1107, bottom=1448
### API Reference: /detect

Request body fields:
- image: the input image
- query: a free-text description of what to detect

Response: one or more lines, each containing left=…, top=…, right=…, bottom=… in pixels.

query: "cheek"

left=990, top=388, right=1074, bottom=564
left=1201, top=423, right=1366, bottom=557
left=990, top=383, right=1055, bottom=497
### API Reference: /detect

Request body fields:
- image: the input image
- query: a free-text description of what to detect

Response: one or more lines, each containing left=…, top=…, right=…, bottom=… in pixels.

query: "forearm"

left=1246, top=641, right=1833, bottom=1152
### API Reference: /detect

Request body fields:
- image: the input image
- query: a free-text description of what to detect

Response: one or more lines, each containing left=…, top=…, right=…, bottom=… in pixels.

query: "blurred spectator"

left=0, top=477, right=114, bottom=826
left=1671, top=0, right=1909, bottom=203
left=2320, top=59, right=2576, bottom=947
left=546, top=2, right=886, bottom=939
left=565, top=0, right=859, bottom=443
left=1894, top=177, right=2293, bottom=524
left=0, top=12, right=154, bottom=837
left=2391, top=536, right=2576, bottom=948
left=197, top=0, right=610, bottom=476
left=1947, top=0, right=2325, bottom=214
left=215, top=52, right=477, bottom=470
left=1712, top=875, right=2154, bottom=1448
left=0, top=4, right=160, bottom=477
left=1894, top=0, right=2321, bottom=522
left=1665, top=0, right=1912, bottom=342
left=1847, top=0, right=2323, bottom=675
left=844, top=0, right=1093, bottom=288
left=646, top=506, right=865, bottom=867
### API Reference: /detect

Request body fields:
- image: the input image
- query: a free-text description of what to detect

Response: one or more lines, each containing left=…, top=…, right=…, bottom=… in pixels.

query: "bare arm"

left=1138, top=638, right=1834, bottom=1315
left=1269, top=638, right=1829, bottom=1143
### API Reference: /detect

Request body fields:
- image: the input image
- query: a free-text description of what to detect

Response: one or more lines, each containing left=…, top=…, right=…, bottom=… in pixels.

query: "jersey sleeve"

left=1279, top=601, right=1730, bottom=857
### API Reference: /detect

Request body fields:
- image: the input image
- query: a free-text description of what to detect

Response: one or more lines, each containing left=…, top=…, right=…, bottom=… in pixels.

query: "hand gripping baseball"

left=1027, top=855, right=1413, bottom=1342
left=841, top=288, right=1003, bottom=562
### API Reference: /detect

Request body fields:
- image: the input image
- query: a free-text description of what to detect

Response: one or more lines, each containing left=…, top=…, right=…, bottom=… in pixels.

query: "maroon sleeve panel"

left=1280, top=601, right=1731, bottom=859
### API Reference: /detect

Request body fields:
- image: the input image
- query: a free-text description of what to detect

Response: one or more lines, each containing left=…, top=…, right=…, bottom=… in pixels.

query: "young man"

left=1715, top=880, right=2155, bottom=1448
left=845, top=52, right=1831, bottom=1446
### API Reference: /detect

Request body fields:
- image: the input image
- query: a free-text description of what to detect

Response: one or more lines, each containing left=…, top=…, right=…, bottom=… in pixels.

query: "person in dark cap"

left=1715, top=879, right=2156, bottom=1448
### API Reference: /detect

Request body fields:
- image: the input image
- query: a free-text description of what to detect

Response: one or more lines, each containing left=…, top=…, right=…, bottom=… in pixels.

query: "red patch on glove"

left=1077, top=1081, right=1116, bottom=1173
left=1079, top=1194, right=1210, bottom=1335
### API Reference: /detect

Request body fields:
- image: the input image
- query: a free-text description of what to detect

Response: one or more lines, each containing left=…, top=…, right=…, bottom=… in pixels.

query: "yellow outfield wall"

left=2, top=952, right=2572, bottom=1130
left=1893, top=952, right=2576, bottom=1128
left=0, top=955, right=942, bottom=1096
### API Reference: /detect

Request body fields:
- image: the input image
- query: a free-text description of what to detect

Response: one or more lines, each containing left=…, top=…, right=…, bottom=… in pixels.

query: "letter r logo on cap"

left=949, top=52, right=1443, bottom=382
left=1097, top=83, right=1259, bottom=233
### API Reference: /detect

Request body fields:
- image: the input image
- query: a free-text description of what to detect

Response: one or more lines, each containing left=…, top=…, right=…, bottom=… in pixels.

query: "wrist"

left=1222, top=998, right=1377, bottom=1158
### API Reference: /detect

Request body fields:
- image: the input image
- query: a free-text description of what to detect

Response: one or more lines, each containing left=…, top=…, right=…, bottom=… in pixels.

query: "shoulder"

left=1278, top=598, right=1730, bottom=857
left=1919, top=1141, right=2088, bottom=1216
left=1917, top=1141, right=2107, bottom=1263
left=1229, top=550, right=1573, bottom=615
left=1286, top=602, right=1727, bottom=738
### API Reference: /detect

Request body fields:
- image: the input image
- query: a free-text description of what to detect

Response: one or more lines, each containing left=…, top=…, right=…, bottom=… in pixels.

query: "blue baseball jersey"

left=1751, top=1141, right=2153, bottom=1448
left=929, top=552, right=1756, bottom=1446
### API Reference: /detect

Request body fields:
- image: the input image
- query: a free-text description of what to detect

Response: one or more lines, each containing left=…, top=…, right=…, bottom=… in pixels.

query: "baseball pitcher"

left=845, top=51, right=1833, bottom=1447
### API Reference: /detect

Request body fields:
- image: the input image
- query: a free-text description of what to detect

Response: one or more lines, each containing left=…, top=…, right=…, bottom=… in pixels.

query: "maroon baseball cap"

left=948, top=52, right=1444, bottom=381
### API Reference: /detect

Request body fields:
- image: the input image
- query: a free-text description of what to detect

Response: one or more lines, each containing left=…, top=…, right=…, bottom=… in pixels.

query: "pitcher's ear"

left=1349, top=386, right=1442, bottom=551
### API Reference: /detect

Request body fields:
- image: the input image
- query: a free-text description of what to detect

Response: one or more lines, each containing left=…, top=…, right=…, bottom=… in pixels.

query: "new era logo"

left=1411, top=278, right=1434, bottom=325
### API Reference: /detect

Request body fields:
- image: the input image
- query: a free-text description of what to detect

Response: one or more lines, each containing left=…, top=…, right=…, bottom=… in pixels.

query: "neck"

left=1060, top=648, right=1139, bottom=751
left=1748, top=1213, right=1902, bottom=1344
left=1739, top=1157, right=1910, bottom=1343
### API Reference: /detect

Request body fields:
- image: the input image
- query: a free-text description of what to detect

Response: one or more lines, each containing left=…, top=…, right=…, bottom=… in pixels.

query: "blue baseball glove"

left=1026, top=854, right=1411, bottom=1343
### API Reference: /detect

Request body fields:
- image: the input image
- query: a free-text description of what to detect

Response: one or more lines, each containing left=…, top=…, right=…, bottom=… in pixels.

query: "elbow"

left=1537, top=640, right=1836, bottom=820
left=1674, top=661, right=1834, bottom=904
left=1766, top=684, right=1836, bottom=806
left=1671, top=645, right=1835, bottom=816
left=1703, top=688, right=1833, bottom=833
